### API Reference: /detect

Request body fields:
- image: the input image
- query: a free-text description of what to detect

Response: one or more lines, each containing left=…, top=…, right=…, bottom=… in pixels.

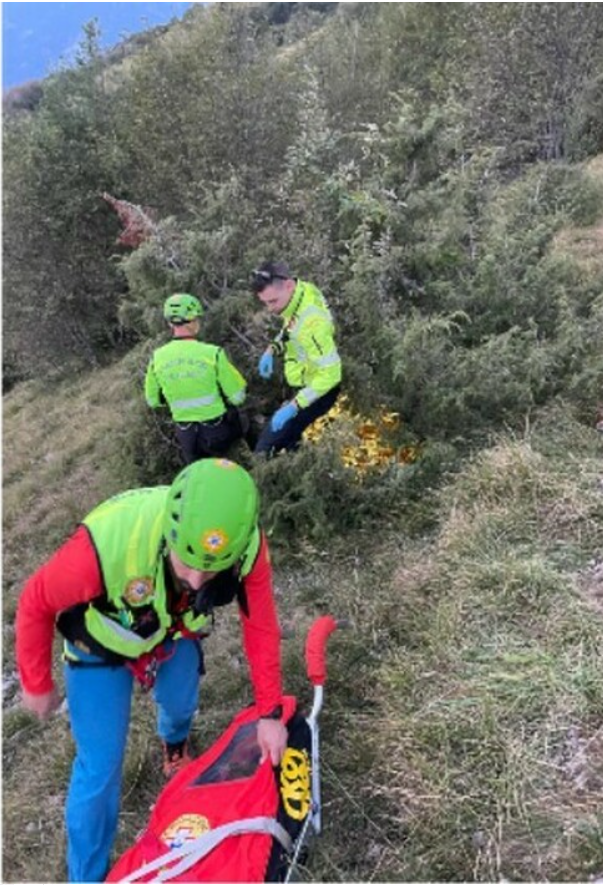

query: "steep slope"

left=3, top=359, right=603, bottom=882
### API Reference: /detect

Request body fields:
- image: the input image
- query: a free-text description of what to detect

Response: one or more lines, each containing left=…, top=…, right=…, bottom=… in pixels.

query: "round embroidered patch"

left=201, top=528, right=228, bottom=553
left=161, top=814, right=211, bottom=849
left=123, top=577, right=154, bottom=606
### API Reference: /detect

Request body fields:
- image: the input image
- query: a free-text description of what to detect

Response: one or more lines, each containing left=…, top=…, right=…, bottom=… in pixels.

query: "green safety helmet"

left=163, top=293, right=203, bottom=325
left=164, top=459, right=260, bottom=572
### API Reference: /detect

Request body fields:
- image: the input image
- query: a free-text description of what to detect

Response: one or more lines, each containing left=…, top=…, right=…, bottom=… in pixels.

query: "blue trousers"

left=63, top=638, right=203, bottom=883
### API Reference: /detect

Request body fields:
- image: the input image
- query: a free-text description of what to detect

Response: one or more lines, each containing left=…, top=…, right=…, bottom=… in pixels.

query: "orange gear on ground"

left=303, top=395, right=420, bottom=475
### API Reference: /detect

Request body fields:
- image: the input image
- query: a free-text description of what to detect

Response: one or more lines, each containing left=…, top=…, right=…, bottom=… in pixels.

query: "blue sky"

left=2, top=2, right=195, bottom=89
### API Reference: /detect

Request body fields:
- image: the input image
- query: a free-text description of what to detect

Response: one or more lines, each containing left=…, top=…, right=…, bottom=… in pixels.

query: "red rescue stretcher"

left=106, top=615, right=343, bottom=883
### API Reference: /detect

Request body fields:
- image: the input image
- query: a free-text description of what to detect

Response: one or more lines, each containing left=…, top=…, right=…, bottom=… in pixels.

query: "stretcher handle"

left=305, top=615, right=347, bottom=686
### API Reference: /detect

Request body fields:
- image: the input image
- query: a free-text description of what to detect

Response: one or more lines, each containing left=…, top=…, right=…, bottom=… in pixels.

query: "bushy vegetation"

left=4, top=4, right=603, bottom=437
left=3, top=3, right=603, bottom=883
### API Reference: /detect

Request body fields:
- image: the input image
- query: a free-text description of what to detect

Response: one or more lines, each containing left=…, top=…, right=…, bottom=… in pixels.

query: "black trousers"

left=175, top=409, right=245, bottom=465
left=254, top=386, right=341, bottom=458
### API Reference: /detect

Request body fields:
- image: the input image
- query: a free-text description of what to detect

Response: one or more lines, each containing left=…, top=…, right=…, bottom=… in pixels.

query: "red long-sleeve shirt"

left=16, top=526, right=282, bottom=716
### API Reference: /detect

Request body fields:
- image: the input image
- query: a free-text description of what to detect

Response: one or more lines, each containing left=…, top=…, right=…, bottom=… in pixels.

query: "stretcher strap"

left=119, top=816, right=293, bottom=883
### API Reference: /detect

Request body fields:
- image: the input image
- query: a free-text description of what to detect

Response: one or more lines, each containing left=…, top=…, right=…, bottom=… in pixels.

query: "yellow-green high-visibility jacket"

left=56, top=487, right=262, bottom=663
left=145, top=338, right=246, bottom=422
left=80, top=487, right=212, bottom=658
left=275, top=280, right=342, bottom=408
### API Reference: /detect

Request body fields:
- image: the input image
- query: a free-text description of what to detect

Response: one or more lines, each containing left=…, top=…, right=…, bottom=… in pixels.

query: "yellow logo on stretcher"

left=280, top=748, right=311, bottom=821
left=161, top=813, right=211, bottom=848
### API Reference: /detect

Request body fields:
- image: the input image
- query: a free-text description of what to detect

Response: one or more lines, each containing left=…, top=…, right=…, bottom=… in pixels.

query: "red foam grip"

left=305, top=615, right=339, bottom=686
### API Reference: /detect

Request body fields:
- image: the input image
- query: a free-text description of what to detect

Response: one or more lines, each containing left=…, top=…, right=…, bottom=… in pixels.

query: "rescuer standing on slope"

left=145, top=293, right=248, bottom=463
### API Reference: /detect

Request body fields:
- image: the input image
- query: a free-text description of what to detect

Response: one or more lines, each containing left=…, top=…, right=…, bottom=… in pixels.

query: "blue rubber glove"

left=258, top=350, right=274, bottom=379
left=271, top=401, right=298, bottom=432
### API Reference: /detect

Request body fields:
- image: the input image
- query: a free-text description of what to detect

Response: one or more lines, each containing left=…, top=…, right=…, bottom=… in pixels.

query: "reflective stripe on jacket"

left=145, top=339, right=246, bottom=422
left=16, top=525, right=283, bottom=714
left=277, top=280, right=341, bottom=408
left=80, top=488, right=212, bottom=658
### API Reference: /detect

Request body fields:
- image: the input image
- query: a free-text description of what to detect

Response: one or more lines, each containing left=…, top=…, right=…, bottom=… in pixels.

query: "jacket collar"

left=279, top=279, right=305, bottom=322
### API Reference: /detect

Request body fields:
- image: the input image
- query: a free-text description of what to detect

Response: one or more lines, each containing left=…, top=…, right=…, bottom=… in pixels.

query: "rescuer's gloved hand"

left=271, top=401, right=298, bottom=432
left=258, top=350, right=274, bottom=379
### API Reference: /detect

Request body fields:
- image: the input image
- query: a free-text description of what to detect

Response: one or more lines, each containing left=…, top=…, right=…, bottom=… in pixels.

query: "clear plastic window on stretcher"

left=191, top=720, right=261, bottom=785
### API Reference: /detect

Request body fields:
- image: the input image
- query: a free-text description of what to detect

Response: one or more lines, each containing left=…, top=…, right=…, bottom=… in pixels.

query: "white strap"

left=119, top=816, right=293, bottom=883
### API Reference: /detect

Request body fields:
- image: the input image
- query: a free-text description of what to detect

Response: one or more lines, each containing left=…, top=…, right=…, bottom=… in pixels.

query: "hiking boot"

left=162, top=738, right=192, bottom=778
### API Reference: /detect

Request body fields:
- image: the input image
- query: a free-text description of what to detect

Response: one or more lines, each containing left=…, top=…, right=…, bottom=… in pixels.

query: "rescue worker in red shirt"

left=16, top=459, right=286, bottom=883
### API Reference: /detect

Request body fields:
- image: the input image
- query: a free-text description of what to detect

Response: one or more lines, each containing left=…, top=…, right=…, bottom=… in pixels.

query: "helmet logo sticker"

left=123, top=577, right=154, bottom=606
left=201, top=529, right=228, bottom=553
left=215, top=458, right=236, bottom=470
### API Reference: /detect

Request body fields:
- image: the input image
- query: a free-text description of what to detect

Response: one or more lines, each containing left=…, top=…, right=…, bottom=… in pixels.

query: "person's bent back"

left=145, top=293, right=248, bottom=463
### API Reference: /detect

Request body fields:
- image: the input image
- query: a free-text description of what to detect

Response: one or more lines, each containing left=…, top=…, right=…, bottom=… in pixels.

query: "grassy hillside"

left=3, top=2, right=603, bottom=880
left=3, top=358, right=603, bottom=881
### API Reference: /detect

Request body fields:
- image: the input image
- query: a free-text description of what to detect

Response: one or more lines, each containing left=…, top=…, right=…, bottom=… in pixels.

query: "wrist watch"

left=260, top=704, right=283, bottom=720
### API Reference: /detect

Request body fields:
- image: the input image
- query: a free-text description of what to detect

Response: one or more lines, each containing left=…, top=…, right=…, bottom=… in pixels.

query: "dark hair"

left=250, top=260, right=293, bottom=293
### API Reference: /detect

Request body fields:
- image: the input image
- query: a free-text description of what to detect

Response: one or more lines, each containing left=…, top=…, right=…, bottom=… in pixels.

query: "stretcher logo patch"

left=280, top=747, right=311, bottom=821
left=161, top=813, right=211, bottom=848
left=123, top=577, right=154, bottom=606
left=201, top=528, right=228, bottom=553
